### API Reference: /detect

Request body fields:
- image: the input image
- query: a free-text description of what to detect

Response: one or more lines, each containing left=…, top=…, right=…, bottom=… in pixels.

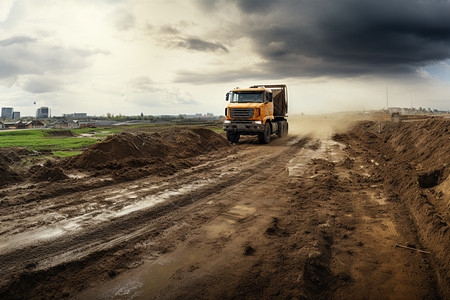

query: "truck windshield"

left=230, top=91, right=263, bottom=103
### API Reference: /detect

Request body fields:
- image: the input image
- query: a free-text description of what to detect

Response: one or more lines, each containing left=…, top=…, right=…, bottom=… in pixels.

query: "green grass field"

left=0, top=123, right=223, bottom=158
left=0, top=129, right=105, bottom=151
left=52, top=151, right=84, bottom=157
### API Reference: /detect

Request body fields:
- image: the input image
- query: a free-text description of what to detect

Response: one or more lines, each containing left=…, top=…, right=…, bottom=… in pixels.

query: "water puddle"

left=78, top=247, right=208, bottom=300
left=286, top=136, right=304, bottom=146
left=113, top=180, right=211, bottom=218
left=0, top=217, right=70, bottom=254
left=204, top=204, right=256, bottom=239
left=67, top=173, right=88, bottom=179
left=288, top=139, right=344, bottom=177
left=287, top=147, right=316, bottom=177
left=0, top=168, right=239, bottom=255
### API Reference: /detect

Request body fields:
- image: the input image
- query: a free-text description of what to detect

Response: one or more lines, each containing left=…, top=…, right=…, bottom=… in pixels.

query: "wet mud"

left=0, top=119, right=448, bottom=299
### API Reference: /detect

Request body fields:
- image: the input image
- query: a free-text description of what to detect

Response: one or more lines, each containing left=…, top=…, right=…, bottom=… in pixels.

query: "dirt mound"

left=67, top=128, right=229, bottom=171
left=0, top=148, right=30, bottom=165
left=340, top=117, right=450, bottom=296
left=47, top=130, right=77, bottom=137
left=0, top=152, right=23, bottom=187
left=0, top=164, right=21, bottom=187
left=29, top=161, right=68, bottom=182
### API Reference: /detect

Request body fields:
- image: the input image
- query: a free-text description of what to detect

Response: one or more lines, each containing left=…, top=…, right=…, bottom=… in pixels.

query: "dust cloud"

left=288, top=113, right=369, bottom=139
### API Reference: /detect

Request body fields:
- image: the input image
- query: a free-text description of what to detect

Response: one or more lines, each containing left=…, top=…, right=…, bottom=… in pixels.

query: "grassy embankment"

left=0, top=122, right=223, bottom=159
left=0, top=128, right=119, bottom=157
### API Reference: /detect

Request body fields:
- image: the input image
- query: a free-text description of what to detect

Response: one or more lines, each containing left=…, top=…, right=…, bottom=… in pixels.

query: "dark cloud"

left=151, top=21, right=225, bottom=53
left=176, top=69, right=265, bottom=84
left=171, top=37, right=228, bottom=52
left=258, top=0, right=450, bottom=73
left=235, top=0, right=281, bottom=13
left=159, top=25, right=180, bottom=35
left=0, top=35, right=108, bottom=92
left=186, top=0, right=450, bottom=82
left=197, top=0, right=280, bottom=13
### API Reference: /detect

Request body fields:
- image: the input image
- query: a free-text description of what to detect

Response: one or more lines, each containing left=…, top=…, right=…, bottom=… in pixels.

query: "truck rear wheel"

left=226, top=131, right=240, bottom=143
left=277, top=121, right=284, bottom=138
left=277, top=120, right=288, bottom=138
left=258, top=122, right=271, bottom=144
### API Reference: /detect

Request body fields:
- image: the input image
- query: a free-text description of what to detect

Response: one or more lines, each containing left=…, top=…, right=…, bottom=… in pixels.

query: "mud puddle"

left=287, top=139, right=344, bottom=178
left=0, top=153, right=245, bottom=257
left=0, top=174, right=231, bottom=255
left=78, top=246, right=208, bottom=300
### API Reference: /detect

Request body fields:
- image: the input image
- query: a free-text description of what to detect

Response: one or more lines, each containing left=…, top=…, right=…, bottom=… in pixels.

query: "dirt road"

left=0, top=117, right=448, bottom=299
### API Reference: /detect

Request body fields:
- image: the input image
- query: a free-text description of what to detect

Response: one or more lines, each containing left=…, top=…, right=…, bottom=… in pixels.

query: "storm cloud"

left=1, top=0, right=448, bottom=116
left=171, top=37, right=228, bottom=52
left=187, top=0, right=450, bottom=81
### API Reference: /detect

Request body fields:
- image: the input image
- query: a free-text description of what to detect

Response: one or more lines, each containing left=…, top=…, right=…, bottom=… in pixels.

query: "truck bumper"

left=223, top=121, right=264, bottom=134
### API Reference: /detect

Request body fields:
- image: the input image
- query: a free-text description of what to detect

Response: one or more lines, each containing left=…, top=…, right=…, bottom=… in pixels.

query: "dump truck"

left=223, top=84, right=288, bottom=144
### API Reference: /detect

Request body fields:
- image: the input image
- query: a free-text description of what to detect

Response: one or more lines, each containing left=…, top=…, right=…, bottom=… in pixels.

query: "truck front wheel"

left=258, top=122, right=271, bottom=144
left=226, top=131, right=240, bottom=143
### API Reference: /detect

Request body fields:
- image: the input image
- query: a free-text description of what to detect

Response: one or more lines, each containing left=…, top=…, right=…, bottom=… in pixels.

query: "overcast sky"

left=1, top=0, right=449, bottom=117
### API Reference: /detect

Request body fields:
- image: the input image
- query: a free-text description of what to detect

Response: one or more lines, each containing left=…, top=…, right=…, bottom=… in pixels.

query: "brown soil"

left=69, top=128, right=229, bottom=168
left=47, top=130, right=77, bottom=136
left=0, top=150, right=24, bottom=187
left=0, top=118, right=448, bottom=300
left=65, top=128, right=230, bottom=180
left=0, top=164, right=21, bottom=187
left=29, top=161, right=69, bottom=182
left=335, top=117, right=450, bottom=296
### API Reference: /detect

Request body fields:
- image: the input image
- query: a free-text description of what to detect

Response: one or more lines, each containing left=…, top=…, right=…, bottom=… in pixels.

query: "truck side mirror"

left=226, top=93, right=230, bottom=101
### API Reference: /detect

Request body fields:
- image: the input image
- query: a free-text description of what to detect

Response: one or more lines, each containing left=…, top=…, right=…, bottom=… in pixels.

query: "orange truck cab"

left=223, top=84, right=288, bottom=144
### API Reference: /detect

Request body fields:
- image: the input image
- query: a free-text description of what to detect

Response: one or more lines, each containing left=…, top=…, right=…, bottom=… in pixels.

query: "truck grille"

left=230, top=108, right=254, bottom=119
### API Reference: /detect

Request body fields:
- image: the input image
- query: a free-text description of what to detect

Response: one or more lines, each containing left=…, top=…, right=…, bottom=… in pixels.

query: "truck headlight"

left=224, top=120, right=231, bottom=124
left=254, top=121, right=262, bottom=125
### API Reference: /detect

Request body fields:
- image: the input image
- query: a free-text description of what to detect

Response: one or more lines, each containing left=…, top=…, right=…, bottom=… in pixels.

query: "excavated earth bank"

left=66, top=128, right=230, bottom=179
left=335, top=118, right=450, bottom=296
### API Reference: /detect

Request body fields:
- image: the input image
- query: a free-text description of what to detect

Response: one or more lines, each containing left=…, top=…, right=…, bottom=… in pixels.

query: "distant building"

left=3, top=122, right=17, bottom=129
left=13, top=112, right=20, bottom=120
left=0, top=121, right=4, bottom=129
left=53, top=120, right=79, bottom=129
left=15, top=121, right=26, bottom=129
left=79, top=122, right=96, bottom=129
left=62, top=112, right=87, bottom=118
left=26, top=120, right=45, bottom=128
left=36, top=107, right=50, bottom=119
left=1, top=107, right=13, bottom=119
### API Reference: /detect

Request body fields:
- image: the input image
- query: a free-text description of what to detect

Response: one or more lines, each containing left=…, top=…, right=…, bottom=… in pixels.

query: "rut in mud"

left=0, top=118, right=449, bottom=299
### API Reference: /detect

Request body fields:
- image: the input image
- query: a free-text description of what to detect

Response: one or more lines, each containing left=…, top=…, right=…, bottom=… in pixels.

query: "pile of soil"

left=29, top=161, right=68, bottom=182
left=0, top=163, right=21, bottom=187
left=337, top=117, right=450, bottom=295
left=66, top=128, right=230, bottom=177
left=0, top=150, right=26, bottom=187
left=47, top=130, right=77, bottom=137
